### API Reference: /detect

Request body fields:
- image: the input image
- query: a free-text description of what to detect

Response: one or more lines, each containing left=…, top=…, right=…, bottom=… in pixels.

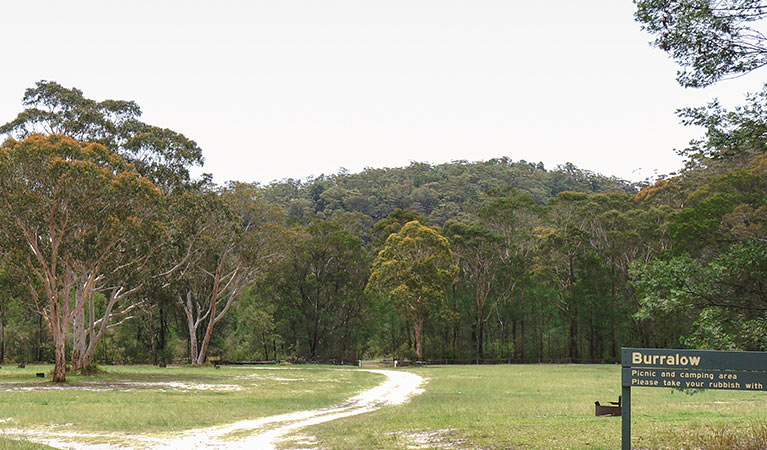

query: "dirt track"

left=2, top=369, right=426, bottom=450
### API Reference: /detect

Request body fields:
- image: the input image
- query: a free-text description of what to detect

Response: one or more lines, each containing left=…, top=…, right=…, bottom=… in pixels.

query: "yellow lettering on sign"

left=689, top=356, right=701, bottom=366
left=630, top=351, right=703, bottom=367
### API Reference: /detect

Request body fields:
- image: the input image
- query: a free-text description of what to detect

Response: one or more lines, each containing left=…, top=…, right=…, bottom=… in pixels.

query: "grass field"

left=310, top=364, right=767, bottom=450
left=1, top=364, right=766, bottom=449
left=0, top=363, right=382, bottom=447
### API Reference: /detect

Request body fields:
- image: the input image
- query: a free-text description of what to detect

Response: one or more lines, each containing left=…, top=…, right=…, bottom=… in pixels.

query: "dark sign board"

left=620, top=347, right=767, bottom=450
left=622, top=347, right=767, bottom=371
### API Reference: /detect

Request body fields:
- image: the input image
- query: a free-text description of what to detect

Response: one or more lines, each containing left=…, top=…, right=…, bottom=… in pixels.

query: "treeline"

left=1, top=81, right=765, bottom=377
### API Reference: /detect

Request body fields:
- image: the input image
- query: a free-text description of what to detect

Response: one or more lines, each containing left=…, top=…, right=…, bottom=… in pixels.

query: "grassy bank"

left=0, top=364, right=382, bottom=434
left=310, top=364, right=767, bottom=450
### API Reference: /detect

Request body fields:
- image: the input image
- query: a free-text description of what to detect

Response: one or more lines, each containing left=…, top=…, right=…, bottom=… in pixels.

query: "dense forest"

left=0, top=77, right=765, bottom=379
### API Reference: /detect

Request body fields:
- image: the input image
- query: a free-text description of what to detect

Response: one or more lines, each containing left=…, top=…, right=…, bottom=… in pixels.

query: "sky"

left=2, top=1, right=766, bottom=185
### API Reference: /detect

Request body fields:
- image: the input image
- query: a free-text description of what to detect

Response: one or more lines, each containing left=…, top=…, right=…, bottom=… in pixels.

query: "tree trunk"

left=50, top=312, right=67, bottom=382
left=53, top=336, right=67, bottom=382
left=185, top=302, right=199, bottom=364
left=197, top=300, right=218, bottom=365
left=589, top=316, right=597, bottom=361
left=158, top=303, right=168, bottom=362
left=71, top=306, right=86, bottom=370
left=405, top=318, right=413, bottom=350
left=0, top=307, right=5, bottom=363
left=478, top=316, right=485, bottom=360
left=148, top=309, right=158, bottom=366
left=568, top=316, right=578, bottom=362
left=520, top=318, right=525, bottom=361
left=262, top=331, right=270, bottom=360
left=511, top=319, right=517, bottom=358
left=414, top=317, right=424, bottom=360
left=47, top=298, right=68, bottom=383
left=37, top=314, right=44, bottom=362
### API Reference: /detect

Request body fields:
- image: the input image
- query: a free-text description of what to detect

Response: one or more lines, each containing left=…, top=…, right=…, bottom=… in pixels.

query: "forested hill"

left=257, top=158, right=640, bottom=225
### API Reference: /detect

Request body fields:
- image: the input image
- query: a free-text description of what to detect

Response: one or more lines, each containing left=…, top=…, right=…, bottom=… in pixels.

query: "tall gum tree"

left=443, top=221, right=503, bottom=360
left=0, top=81, right=203, bottom=191
left=164, top=185, right=285, bottom=365
left=0, top=134, right=161, bottom=381
left=478, top=191, right=541, bottom=360
left=276, top=221, right=370, bottom=359
left=367, top=220, right=457, bottom=360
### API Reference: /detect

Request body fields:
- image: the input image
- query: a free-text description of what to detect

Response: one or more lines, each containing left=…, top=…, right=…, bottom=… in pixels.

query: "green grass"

left=3, top=364, right=767, bottom=449
left=0, top=437, right=55, bottom=450
left=310, top=364, right=767, bottom=450
left=0, top=364, right=382, bottom=434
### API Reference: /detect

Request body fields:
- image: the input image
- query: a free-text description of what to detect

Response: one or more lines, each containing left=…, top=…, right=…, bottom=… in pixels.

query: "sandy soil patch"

left=0, top=381, right=241, bottom=392
left=392, top=429, right=468, bottom=449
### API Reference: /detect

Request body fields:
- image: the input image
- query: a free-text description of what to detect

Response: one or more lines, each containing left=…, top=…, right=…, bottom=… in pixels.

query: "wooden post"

left=622, top=385, right=631, bottom=450
left=621, top=347, right=631, bottom=450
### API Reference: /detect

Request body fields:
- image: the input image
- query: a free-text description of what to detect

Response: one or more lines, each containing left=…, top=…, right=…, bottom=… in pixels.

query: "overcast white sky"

left=2, top=1, right=766, bottom=185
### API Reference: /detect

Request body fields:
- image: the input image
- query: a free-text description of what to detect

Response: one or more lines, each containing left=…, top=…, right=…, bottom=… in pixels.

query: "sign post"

left=621, top=347, right=767, bottom=450
left=621, top=381, right=630, bottom=450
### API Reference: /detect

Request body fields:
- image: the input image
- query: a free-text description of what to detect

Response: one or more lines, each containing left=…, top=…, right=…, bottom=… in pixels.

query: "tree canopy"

left=0, top=134, right=162, bottom=381
left=0, top=81, right=204, bottom=190
left=635, top=0, right=767, bottom=87
left=367, top=221, right=457, bottom=360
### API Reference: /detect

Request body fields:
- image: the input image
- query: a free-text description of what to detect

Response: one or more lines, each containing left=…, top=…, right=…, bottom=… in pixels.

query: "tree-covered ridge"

left=258, top=158, right=639, bottom=226
left=1, top=65, right=766, bottom=374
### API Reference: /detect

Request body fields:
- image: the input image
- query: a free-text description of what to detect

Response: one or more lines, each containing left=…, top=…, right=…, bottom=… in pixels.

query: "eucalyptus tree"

left=537, top=192, right=592, bottom=360
left=164, top=186, right=284, bottom=365
left=371, top=208, right=429, bottom=247
left=0, top=134, right=162, bottom=381
left=0, top=81, right=203, bottom=191
left=367, top=221, right=457, bottom=360
left=443, top=221, right=503, bottom=360
left=635, top=0, right=767, bottom=87
left=675, top=87, right=767, bottom=168
left=478, top=191, right=541, bottom=360
left=264, top=221, right=370, bottom=359
left=633, top=157, right=767, bottom=350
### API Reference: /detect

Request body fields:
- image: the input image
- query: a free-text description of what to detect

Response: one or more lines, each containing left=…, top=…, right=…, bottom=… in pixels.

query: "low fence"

left=217, top=358, right=359, bottom=366
left=422, top=357, right=619, bottom=365
left=359, top=357, right=618, bottom=367
left=216, top=357, right=619, bottom=367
